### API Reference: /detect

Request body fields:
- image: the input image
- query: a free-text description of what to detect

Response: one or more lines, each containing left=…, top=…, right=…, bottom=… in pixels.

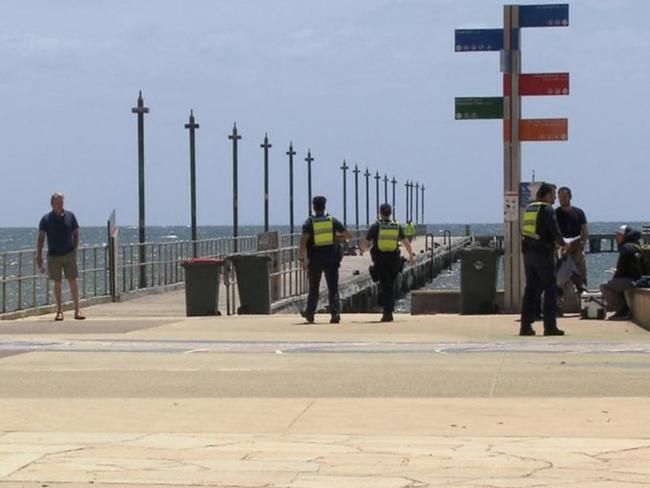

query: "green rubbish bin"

left=229, top=254, right=272, bottom=314
left=181, top=258, right=223, bottom=316
left=458, top=247, right=502, bottom=314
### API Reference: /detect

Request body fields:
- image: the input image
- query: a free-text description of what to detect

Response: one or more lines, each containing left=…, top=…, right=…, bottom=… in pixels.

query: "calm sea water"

left=2, top=221, right=640, bottom=252
left=0, top=221, right=643, bottom=313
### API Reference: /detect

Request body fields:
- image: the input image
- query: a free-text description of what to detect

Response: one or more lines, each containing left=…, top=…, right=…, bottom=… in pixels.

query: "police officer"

left=520, top=182, right=568, bottom=336
left=361, top=203, right=415, bottom=322
left=299, top=196, right=351, bottom=324
left=405, top=220, right=416, bottom=242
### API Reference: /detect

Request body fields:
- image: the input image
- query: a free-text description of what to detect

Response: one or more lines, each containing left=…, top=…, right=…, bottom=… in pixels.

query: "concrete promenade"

left=1, top=284, right=650, bottom=486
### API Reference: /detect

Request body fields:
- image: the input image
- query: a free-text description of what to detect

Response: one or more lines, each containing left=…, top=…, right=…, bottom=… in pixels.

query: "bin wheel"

left=597, top=309, right=606, bottom=320
left=580, top=308, right=588, bottom=320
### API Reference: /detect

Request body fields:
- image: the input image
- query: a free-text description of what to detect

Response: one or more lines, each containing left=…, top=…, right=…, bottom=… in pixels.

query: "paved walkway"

left=1, top=305, right=649, bottom=487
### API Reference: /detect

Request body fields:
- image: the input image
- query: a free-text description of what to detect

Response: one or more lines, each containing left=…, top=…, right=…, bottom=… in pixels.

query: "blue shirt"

left=39, top=211, right=79, bottom=256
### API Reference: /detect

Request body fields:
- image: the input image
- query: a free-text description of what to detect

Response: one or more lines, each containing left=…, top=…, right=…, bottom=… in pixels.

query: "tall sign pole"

left=184, top=110, right=200, bottom=257
left=131, top=91, right=149, bottom=288
left=305, top=149, right=314, bottom=216
left=503, top=5, right=523, bottom=312
left=353, top=164, right=360, bottom=230
left=340, top=160, right=349, bottom=226
left=364, top=168, right=370, bottom=226
left=286, top=142, right=296, bottom=242
left=454, top=3, right=569, bottom=312
left=390, top=176, right=397, bottom=214
left=228, top=123, right=242, bottom=252
left=261, top=133, right=272, bottom=232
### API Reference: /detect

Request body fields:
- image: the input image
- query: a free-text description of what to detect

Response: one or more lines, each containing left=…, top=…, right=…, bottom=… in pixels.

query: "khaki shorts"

left=47, top=251, right=79, bottom=281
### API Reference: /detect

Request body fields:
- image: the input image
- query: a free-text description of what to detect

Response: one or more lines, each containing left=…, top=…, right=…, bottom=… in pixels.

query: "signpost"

left=454, top=3, right=569, bottom=313
left=455, top=29, right=505, bottom=52
left=520, top=118, right=568, bottom=141
left=504, top=73, right=569, bottom=96
left=519, top=3, right=569, bottom=28
left=455, top=97, right=504, bottom=120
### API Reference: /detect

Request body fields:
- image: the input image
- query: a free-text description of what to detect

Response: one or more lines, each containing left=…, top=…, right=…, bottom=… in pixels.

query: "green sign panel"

left=455, top=97, right=503, bottom=120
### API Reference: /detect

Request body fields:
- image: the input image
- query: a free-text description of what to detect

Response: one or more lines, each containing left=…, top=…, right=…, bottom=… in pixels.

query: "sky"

left=1, top=0, right=649, bottom=227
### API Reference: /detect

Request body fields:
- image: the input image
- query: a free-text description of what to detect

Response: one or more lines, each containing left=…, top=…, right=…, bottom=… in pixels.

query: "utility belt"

left=522, top=236, right=555, bottom=255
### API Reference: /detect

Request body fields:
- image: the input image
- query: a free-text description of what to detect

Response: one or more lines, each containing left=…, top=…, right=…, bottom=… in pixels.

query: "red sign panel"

left=504, top=73, right=569, bottom=96
left=504, top=118, right=568, bottom=142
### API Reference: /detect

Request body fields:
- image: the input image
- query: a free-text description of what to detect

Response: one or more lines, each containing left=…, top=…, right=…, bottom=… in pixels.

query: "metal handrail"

left=2, top=233, right=261, bottom=315
left=0, top=227, right=369, bottom=316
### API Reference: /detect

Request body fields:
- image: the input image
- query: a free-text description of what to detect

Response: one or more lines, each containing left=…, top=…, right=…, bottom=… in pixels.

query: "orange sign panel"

left=504, top=118, right=568, bottom=142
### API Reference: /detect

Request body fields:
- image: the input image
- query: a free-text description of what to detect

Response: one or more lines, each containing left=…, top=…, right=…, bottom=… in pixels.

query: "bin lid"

left=182, top=257, right=224, bottom=265
left=458, top=246, right=503, bottom=255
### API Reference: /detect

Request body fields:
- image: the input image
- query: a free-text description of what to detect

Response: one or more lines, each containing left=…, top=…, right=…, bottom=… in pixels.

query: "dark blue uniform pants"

left=306, top=260, right=340, bottom=317
left=521, top=250, right=558, bottom=331
left=375, top=253, right=399, bottom=315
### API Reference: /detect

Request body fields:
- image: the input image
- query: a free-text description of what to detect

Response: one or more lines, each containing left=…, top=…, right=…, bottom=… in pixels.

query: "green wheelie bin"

left=181, top=258, right=224, bottom=316
left=458, top=247, right=502, bottom=314
left=229, top=254, right=272, bottom=314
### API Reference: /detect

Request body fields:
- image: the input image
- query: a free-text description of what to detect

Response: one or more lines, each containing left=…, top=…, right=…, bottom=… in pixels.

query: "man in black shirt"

left=520, top=182, right=568, bottom=336
left=299, top=196, right=351, bottom=324
left=360, top=203, right=415, bottom=322
left=555, top=186, right=589, bottom=290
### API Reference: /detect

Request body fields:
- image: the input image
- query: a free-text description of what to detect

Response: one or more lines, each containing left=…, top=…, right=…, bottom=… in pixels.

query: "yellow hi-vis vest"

left=405, top=222, right=415, bottom=237
left=311, top=215, right=334, bottom=246
left=522, top=201, right=548, bottom=240
left=377, top=220, right=400, bottom=252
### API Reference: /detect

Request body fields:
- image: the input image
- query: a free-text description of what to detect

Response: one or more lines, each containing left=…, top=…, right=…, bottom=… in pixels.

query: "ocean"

left=0, top=221, right=644, bottom=314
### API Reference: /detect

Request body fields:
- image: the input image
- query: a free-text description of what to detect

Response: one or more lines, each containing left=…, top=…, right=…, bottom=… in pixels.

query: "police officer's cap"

left=312, top=196, right=327, bottom=205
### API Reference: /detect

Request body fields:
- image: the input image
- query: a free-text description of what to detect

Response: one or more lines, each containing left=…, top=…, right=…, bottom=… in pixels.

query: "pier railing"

left=1, top=234, right=259, bottom=315
left=0, top=231, right=361, bottom=317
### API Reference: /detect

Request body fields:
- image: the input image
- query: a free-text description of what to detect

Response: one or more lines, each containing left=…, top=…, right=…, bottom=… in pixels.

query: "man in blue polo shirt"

left=36, top=192, right=85, bottom=321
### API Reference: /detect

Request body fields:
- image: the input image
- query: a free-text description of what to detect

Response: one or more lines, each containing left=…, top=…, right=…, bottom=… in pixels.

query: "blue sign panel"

left=455, top=29, right=503, bottom=52
left=520, top=4, right=569, bottom=28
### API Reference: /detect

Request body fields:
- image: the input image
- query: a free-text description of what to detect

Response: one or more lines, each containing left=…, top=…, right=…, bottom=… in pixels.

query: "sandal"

left=74, top=313, right=86, bottom=320
left=54, top=312, right=64, bottom=321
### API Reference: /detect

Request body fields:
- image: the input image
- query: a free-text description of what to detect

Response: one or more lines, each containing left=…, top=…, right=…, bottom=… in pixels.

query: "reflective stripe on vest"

left=378, top=220, right=400, bottom=252
left=521, top=202, right=548, bottom=240
left=312, top=215, right=334, bottom=246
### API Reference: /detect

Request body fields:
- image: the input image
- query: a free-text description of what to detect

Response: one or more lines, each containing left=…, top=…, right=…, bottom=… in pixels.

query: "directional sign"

left=455, top=97, right=503, bottom=119
left=504, top=73, right=569, bottom=96
left=455, top=29, right=503, bottom=52
left=520, top=4, right=569, bottom=28
left=504, top=118, right=568, bottom=142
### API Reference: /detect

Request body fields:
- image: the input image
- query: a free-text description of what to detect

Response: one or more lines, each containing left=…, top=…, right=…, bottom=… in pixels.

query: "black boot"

left=301, top=310, right=314, bottom=324
left=330, top=314, right=341, bottom=324
left=381, top=313, right=394, bottom=323
left=519, top=325, right=536, bottom=336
